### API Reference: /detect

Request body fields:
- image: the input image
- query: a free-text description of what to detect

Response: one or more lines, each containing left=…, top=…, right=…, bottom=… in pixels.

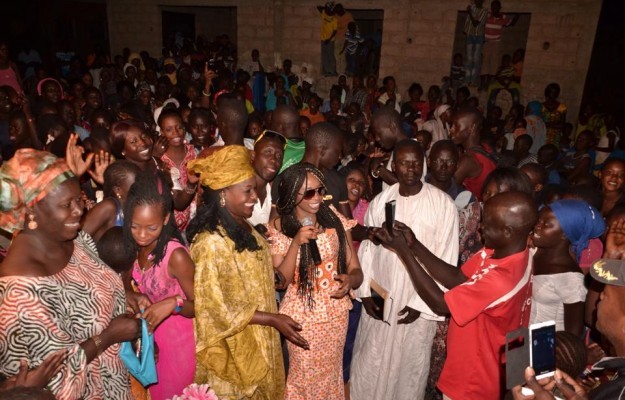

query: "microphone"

left=301, top=217, right=322, bottom=265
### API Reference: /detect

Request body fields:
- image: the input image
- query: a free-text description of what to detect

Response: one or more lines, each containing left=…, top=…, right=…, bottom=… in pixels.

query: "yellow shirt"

left=191, top=227, right=285, bottom=400
left=320, top=10, right=338, bottom=41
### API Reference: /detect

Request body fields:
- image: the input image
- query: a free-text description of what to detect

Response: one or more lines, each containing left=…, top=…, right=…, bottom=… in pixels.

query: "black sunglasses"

left=254, top=129, right=287, bottom=147
left=299, top=186, right=327, bottom=200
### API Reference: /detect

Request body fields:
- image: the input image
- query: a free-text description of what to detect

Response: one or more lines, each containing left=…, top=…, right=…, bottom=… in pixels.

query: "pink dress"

left=132, top=240, right=195, bottom=400
left=352, top=198, right=369, bottom=252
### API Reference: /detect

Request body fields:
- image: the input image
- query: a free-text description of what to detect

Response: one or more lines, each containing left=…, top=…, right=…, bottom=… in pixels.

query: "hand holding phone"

left=529, top=321, right=556, bottom=380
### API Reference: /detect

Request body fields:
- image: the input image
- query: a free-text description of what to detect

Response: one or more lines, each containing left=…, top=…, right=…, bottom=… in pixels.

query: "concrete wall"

left=107, top=0, right=603, bottom=121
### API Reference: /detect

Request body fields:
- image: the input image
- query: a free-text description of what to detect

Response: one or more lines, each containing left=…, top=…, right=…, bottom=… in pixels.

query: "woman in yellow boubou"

left=186, top=145, right=307, bottom=400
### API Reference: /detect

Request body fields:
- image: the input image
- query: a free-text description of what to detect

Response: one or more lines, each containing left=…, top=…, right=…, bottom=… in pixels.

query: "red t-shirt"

left=438, top=248, right=533, bottom=400
left=463, top=149, right=496, bottom=201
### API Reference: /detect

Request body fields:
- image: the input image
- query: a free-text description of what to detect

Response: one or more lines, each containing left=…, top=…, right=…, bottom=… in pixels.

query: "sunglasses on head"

left=254, top=129, right=287, bottom=148
left=299, top=186, right=327, bottom=200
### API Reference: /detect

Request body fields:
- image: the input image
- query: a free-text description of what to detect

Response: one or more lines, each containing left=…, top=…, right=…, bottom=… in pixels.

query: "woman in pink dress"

left=124, top=171, right=196, bottom=400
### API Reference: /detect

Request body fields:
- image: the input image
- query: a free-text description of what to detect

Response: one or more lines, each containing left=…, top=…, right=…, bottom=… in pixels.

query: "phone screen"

left=531, top=324, right=556, bottom=377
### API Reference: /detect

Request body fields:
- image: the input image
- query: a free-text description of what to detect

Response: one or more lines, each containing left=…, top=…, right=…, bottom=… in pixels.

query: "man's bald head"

left=217, top=97, right=248, bottom=145
left=485, top=191, right=537, bottom=240
left=271, top=104, right=301, bottom=139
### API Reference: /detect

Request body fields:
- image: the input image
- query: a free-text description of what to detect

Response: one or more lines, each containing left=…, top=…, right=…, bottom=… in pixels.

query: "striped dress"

left=0, top=232, right=132, bottom=399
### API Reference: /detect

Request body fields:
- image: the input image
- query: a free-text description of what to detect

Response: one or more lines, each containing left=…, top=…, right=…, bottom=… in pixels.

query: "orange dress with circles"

left=267, top=207, right=356, bottom=400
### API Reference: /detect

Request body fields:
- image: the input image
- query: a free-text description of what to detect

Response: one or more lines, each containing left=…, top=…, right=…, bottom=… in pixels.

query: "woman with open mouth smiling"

left=110, top=119, right=156, bottom=171
left=157, top=108, right=198, bottom=232
left=0, top=149, right=140, bottom=398
left=187, top=145, right=298, bottom=399
left=267, top=162, right=363, bottom=399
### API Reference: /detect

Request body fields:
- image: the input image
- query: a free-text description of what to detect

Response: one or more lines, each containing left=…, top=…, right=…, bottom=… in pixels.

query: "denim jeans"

left=465, top=35, right=485, bottom=85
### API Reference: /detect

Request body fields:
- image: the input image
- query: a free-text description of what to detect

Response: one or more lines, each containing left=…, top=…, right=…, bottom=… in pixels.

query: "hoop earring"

left=219, top=192, right=226, bottom=208
left=28, top=213, right=38, bottom=230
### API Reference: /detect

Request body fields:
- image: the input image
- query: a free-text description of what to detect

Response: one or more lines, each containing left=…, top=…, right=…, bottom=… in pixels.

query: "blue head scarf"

left=549, top=199, right=606, bottom=261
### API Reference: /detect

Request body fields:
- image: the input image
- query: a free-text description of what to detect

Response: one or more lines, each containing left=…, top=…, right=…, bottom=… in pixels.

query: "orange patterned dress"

left=267, top=209, right=356, bottom=400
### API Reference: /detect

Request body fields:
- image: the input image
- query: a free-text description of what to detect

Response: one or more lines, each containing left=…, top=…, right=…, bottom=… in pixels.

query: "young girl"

left=186, top=108, right=216, bottom=155
left=124, top=171, right=196, bottom=400
left=340, top=162, right=370, bottom=391
left=83, top=160, right=140, bottom=241
left=96, top=226, right=152, bottom=400
left=268, top=163, right=363, bottom=399
left=599, top=158, right=625, bottom=216
left=157, top=108, right=198, bottom=232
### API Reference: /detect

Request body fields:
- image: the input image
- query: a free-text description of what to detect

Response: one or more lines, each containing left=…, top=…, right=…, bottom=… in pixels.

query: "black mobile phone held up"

left=385, top=200, right=396, bottom=234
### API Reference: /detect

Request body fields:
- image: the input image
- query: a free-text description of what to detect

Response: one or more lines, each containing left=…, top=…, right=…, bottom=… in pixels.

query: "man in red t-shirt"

left=450, top=109, right=496, bottom=200
left=371, top=191, right=537, bottom=400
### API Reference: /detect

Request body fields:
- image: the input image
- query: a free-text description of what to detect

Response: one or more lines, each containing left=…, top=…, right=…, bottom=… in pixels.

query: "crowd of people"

left=1, top=1, right=625, bottom=400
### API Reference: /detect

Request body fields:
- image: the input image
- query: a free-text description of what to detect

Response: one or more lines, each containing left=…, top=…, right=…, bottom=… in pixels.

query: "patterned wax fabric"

left=0, top=232, right=132, bottom=399
left=0, top=149, right=74, bottom=233
left=191, top=226, right=285, bottom=399
left=266, top=205, right=356, bottom=399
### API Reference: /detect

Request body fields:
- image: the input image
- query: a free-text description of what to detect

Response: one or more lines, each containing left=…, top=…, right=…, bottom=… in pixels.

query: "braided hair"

left=123, top=170, right=183, bottom=266
left=276, top=163, right=349, bottom=308
left=186, top=185, right=262, bottom=253
left=103, top=160, right=141, bottom=198
left=555, top=331, right=588, bottom=378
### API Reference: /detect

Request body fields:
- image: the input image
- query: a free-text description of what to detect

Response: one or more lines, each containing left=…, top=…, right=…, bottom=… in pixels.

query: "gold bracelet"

left=92, top=334, right=103, bottom=356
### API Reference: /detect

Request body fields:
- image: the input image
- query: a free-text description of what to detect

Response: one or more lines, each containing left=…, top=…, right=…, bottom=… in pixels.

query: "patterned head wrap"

left=549, top=199, right=606, bottom=261
left=0, top=149, right=74, bottom=233
left=187, top=145, right=255, bottom=190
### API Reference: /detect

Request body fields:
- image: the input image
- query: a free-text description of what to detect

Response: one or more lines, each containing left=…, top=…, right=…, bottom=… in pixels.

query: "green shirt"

left=279, top=139, right=306, bottom=173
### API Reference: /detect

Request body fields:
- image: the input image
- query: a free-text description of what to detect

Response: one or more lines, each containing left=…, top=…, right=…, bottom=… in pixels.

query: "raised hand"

left=65, top=133, right=94, bottom=178
left=393, top=221, right=417, bottom=248
left=292, top=225, right=318, bottom=246
left=203, top=63, right=218, bottom=83
left=511, top=367, right=587, bottom=400
left=372, top=226, right=409, bottom=253
left=87, top=150, right=112, bottom=185
left=152, top=135, right=169, bottom=159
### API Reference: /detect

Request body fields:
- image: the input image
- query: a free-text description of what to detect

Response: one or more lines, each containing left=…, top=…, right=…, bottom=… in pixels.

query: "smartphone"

left=385, top=200, right=396, bottom=234
left=529, top=321, right=556, bottom=380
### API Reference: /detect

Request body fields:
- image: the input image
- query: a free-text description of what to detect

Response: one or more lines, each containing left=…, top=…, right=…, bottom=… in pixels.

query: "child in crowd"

left=186, top=107, right=216, bottom=154
left=299, top=115, right=311, bottom=137
left=124, top=171, right=196, bottom=400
